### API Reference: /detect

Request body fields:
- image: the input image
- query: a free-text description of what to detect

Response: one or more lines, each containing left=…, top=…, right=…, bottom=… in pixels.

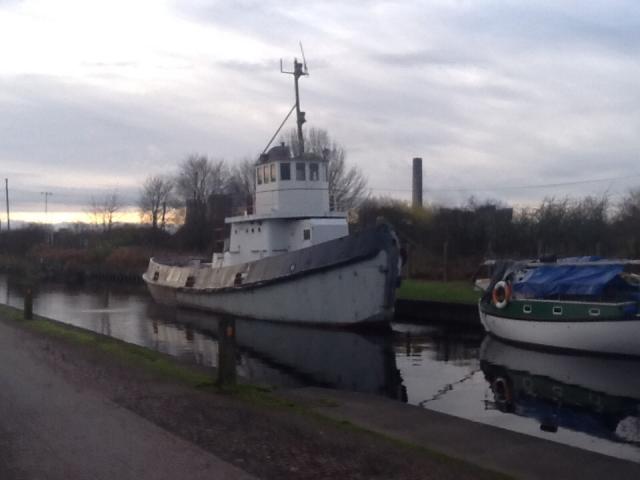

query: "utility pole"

left=41, top=191, right=53, bottom=218
left=412, top=157, right=423, bottom=208
left=4, top=178, right=10, bottom=232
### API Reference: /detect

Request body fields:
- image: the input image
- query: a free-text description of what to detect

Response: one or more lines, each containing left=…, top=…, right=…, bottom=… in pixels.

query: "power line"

left=371, top=173, right=640, bottom=193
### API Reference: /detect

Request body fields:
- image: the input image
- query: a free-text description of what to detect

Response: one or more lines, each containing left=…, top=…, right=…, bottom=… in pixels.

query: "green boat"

left=477, top=258, right=640, bottom=356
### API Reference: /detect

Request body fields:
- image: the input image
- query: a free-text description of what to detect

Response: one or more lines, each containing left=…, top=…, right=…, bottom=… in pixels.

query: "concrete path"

left=287, top=387, right=640, bottom=480
left=0, top=320, right=255, bottom=480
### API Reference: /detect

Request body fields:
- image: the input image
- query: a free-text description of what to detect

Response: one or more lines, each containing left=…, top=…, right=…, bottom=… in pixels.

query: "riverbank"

left=0, top=304, right=505, bottom=480
left=2, top=304, right=638, bottom=479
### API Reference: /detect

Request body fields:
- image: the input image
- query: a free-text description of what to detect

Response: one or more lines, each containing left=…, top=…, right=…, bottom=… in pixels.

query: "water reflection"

left=1, top=274, right=638, bottom=462
left=480, top=336, right=640, bottom=445
left=393, top=325, right=483, bottom=408
left=0, top=275, right=404, bottom=399
left=162, top=308, right=406, bottom=400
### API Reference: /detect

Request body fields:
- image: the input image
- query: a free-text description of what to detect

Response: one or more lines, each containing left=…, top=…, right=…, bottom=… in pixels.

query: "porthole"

left=552, top=306, right=563, bottom=316
left=289, top=263, right=296, bottom=272
left=589, top=308, right=601, bottom=317
left=523, top=305, right=532, bottom=314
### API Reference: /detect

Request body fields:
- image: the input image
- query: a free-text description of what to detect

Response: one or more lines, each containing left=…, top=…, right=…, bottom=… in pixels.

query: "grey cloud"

left=370, top=49, right=488, bottom=68
left=218, top=60, right=277, bottom=73
left=0, top=75, right=257, bottom=212
left=4, top=0, right=640, bottom=217
left=452, top=2, right=640, bottom=55
left=173, top=0, right=323, bottom=47
left=80, top=61, right=140, bottom=68
left=8, top=185, right=139, bottom=213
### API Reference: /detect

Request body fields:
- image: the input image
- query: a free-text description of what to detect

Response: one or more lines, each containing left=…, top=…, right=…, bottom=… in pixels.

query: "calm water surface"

left=1, top=274, right=638, bottom=463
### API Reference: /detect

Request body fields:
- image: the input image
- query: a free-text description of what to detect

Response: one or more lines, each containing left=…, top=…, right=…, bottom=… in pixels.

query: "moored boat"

left=477, top=258, right=640, bottom=356
left=143, top=55, right=401, bottom=326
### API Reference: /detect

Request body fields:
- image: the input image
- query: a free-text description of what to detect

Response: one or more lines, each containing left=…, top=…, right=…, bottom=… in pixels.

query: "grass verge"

left=397, top=279, right=480, bottom=304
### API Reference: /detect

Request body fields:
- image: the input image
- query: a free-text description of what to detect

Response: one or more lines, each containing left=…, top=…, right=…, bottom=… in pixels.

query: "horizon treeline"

left=1, top=190, right=639, bottom=280
left=356, top=192, right=640, bottom=278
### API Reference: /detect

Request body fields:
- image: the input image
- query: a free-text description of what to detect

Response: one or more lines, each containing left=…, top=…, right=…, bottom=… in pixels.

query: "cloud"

left=1, top=0, right=640, bottom=219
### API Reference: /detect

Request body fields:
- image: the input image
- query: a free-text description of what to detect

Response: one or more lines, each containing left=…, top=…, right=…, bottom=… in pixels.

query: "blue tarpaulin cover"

left=512, top=263, right=626, bottom=298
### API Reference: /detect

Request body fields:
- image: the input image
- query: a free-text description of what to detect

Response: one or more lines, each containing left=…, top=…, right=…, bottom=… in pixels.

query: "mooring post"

left=24, top=287, right=33, bottom=320
left=217, top=317, right=237, bottom=387
left=442, top=240, right=449, bottom=282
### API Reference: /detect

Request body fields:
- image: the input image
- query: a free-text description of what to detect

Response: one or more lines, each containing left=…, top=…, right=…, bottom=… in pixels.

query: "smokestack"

left=412, top=157, right=423, bottom=208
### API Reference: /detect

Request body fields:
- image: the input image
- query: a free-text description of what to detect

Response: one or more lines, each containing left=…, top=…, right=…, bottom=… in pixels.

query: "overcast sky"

left=1, top=0, right=640, bottom=223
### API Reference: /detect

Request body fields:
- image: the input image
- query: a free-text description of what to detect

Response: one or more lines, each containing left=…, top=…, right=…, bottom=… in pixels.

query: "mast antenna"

left=299, top=41, right=309, bottom=74
left=279, top=44, right=310, bottom=155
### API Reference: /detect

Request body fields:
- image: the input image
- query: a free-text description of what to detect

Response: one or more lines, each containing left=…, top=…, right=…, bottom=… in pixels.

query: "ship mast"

left=280, top=43, right=309, bottom=155
left=291, top=58, right=307, bottom=154
left=262, top=46, right=309, bottom=156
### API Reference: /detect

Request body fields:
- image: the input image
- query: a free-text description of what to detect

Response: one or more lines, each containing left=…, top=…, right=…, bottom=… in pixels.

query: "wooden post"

left=24, top=288, right=33, bottom=320
left=442, top=241, right=449, bottom=282
left=217, top=317, right=237, bottom=387
left=4, top=178, right=10, bottom=232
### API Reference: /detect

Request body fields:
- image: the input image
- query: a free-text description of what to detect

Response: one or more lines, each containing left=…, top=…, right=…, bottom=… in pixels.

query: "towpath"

left=0, top=318, right=254, bottom=480
left=286, top=387, right=640, bottom=480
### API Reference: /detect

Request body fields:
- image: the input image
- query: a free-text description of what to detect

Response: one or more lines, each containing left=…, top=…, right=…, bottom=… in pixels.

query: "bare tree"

left=139, top=175, right=174, bottom=230
left=88, top=191, right=121, bottom=232
left=615, top=188, right=640, bottom=257
left=175, top=154, right=228, bottom=206
left=284, top=127, right=368, bottom=210
left=226, top=158, right=256, bottom=213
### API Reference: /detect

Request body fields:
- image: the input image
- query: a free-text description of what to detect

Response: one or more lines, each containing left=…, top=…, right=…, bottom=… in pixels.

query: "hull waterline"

left=479, top=307, right=640, bottom=356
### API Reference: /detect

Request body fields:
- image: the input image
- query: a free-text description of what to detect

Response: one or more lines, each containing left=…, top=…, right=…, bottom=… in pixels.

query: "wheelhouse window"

left=263, top=165, right=269, bottom=184
left=280, top=162, right=291, bottom=180
left=257, top=166, right=263, bottom=185
left=322, top=162, right=328, bottom=181
left=296, top=162, right=306, bottom=180
left=270, top=163, right=276, bottom=182
left=309, top=163, right=319, bottom=181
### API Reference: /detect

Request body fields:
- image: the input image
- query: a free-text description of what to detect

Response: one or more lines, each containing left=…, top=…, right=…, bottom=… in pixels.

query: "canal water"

left=1, top=274, right=638, bottom=463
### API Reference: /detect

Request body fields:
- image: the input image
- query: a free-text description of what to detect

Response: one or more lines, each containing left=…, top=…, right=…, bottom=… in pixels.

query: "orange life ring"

left=492, top=281, right=511, bottom=309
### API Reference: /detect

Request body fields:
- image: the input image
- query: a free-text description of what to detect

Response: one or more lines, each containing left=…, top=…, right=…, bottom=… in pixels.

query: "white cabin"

left=215, top=144, right=348, bottom=267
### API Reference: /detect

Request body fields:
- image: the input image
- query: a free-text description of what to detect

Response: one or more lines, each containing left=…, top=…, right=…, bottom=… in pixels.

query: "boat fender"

left=492, top=281, right=511, bottom=309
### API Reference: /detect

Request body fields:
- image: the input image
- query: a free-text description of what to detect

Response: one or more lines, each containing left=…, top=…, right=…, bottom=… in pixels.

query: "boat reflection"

left=480, top=336, right=640, bottom=445
left=148, top=305, right=406, bottom=401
